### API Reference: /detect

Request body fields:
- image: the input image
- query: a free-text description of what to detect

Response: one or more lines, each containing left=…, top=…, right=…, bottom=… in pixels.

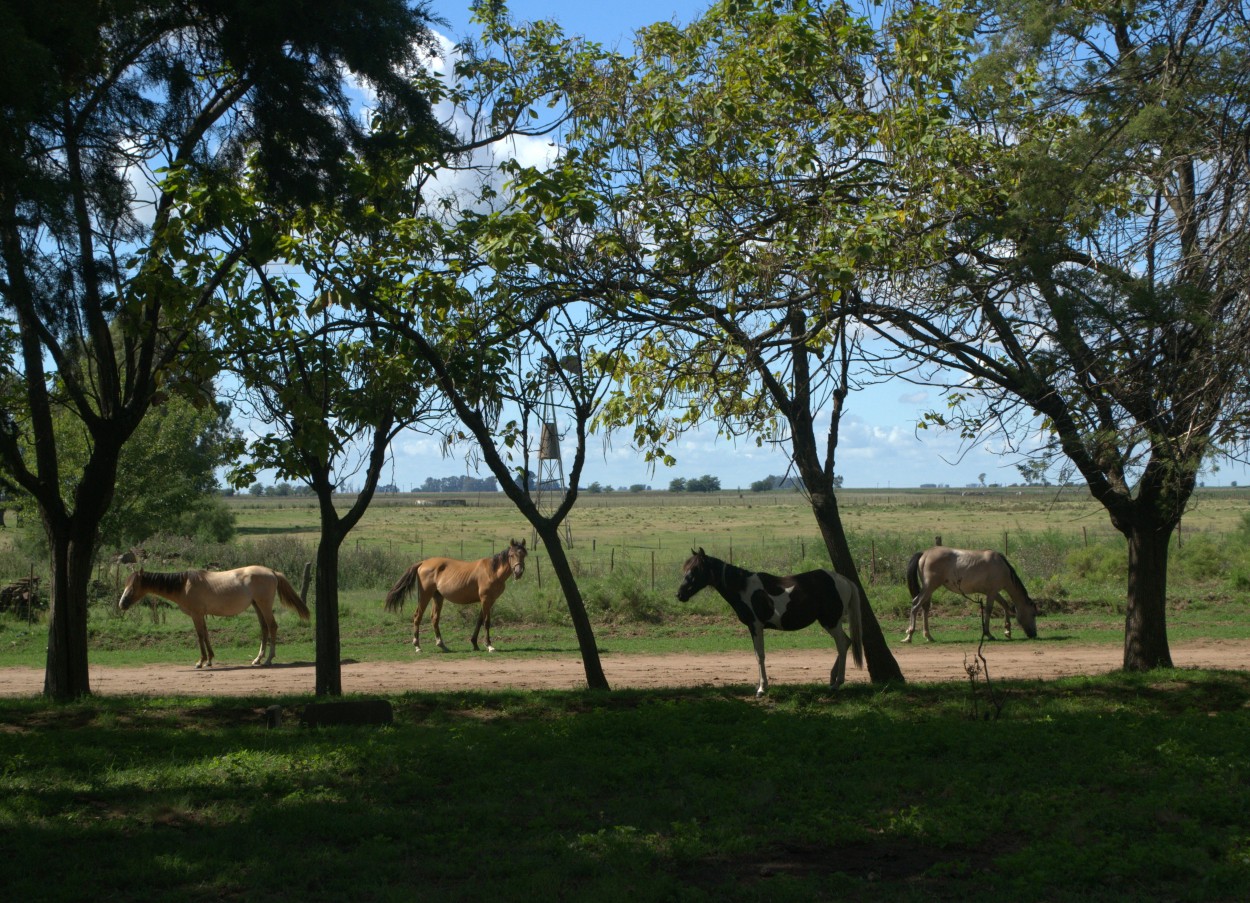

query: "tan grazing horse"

left=384, top=539, right=527, bottom=653
left=904, top=546, right=1038, bottom=643
left=118, top=566, right=310, bottom=668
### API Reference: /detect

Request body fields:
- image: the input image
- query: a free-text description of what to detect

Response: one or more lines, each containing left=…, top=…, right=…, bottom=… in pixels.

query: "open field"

left=2, top=486, right=1249, bottom=674
left=2, top=489, right=1249, bottom=900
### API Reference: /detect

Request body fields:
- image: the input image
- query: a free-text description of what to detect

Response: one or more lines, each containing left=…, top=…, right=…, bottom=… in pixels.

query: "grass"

left=2, top=491, right=1248, bottom=898
left=1, top=672, right=1248, bottom=901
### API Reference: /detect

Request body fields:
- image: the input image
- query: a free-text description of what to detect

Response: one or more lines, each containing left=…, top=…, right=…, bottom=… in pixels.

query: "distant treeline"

left=416, top=475, right=499, bottom=493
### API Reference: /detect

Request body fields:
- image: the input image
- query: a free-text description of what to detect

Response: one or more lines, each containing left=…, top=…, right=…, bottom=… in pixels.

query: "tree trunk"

left=1123, top=521, right=1175, bottom=671
left=43, top=529, right=95, bottom=700
left=807, top=486, right=906, bottom=684
left=42, top=448, right=122, bottom=700
left=535, top=523, right=609, bottom=690
left=314, top=532, right=343, bottom=697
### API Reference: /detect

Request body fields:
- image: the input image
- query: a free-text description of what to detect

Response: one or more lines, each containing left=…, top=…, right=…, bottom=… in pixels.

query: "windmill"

left=532, top=355, right=577, bottom=547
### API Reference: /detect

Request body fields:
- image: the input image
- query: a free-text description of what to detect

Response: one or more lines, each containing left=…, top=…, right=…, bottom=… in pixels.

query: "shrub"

left=582, top=567, right=667, bottom=624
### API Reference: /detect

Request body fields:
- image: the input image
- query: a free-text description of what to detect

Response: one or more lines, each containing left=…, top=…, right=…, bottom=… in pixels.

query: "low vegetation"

left=1, top=491, right=1248, bottom=899
left=2, top=489, right=1249, bottom=667
left=1, top=673, right=1247, bottom=901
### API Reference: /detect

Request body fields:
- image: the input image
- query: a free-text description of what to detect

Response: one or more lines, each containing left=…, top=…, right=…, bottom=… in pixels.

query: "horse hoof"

left=487, top=645, right=496, bottom=653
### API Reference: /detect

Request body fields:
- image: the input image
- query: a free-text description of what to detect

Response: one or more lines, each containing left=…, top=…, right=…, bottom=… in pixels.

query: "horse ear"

left=697, top=547, right=706, bottom=556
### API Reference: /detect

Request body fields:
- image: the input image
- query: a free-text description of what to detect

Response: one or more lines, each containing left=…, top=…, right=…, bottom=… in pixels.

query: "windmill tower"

left=533, top=356, right=573, bottom=547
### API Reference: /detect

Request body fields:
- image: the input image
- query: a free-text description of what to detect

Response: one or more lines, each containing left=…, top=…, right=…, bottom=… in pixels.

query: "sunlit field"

left=2, top=486, right=1248, bottom=668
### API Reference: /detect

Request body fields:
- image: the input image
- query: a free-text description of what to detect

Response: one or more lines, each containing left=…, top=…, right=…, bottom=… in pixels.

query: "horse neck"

left=137, top=571, right=191, bottom=601
left=490, top=550, right=513, bottom=578
left=1003, top=566, right=1030, bottom=606
left=707, top=557, right=744, bottom=598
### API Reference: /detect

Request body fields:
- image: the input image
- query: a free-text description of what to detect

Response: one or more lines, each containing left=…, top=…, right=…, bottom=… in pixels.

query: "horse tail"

left=848, top=579, right=864, bottom=670
left=275, top=572, right=311, bottom=621
left=385, top=564, right=421, bottom=613
left=906, top=551, right=923, bottom=598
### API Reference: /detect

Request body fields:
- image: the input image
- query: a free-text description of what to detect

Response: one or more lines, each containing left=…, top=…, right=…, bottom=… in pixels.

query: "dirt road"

left=1, top=638, right=1245, bottom=697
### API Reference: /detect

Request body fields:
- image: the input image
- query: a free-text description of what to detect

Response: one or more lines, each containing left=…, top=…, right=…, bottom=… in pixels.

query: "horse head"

left=1006, top=562, right=1039, bottom=638
left=1015, top=594, right=1039, bottom=639
left=677, top=547, right=711, bottom=601
left=508, top=539, right=527, bottom=580
left=117, top=568, right=144, bottom=611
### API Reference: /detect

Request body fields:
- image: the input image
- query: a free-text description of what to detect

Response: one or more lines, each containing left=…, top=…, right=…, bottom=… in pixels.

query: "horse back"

left=926, top=547, right=1011, bottom=595
left=206, top=565, right=275, bottom=593
left=417, top=557, right=499, bottom=604
left=184, top=566, right=273, bottom=615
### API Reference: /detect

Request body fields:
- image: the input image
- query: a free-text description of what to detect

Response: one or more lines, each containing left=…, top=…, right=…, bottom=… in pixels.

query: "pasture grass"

left=1, top=671, right=1248, bottom=901
left=2, top=586, right=1247, bottom=671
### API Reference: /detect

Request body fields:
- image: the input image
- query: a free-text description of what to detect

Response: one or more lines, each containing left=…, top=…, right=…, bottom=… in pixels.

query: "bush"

left=582, top=567, right=667, bottom=624
left=1066, top=544, right=1124, bottom=583
left=1172, top=534, right=1230, bottom=583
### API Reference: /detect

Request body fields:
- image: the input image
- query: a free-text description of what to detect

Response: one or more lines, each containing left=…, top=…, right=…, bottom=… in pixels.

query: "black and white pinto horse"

left=677, top=548, right=864, bottom=697
left=904, top=546, right=1039, bottom=643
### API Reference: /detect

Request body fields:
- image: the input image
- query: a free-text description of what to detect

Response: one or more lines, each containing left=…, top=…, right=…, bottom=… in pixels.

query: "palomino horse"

left=384, top=539, right=527, bottom=653
left=118, top=566, right=310, bottom=668
left=677, top=548, right=864, bottom=697
left=904, top=546, right=1039, bottom=643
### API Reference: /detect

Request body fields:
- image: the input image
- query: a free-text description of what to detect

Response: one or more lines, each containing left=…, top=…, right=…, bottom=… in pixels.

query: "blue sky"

left=435, top=1, right=705, bottom=47
left=272, top=2, right=1250, bottom=492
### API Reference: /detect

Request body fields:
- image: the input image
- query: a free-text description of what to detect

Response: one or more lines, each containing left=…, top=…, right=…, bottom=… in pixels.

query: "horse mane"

left=700, top=552, right=749, bottom=592
left=490, top=547, right=511, bottom=569
left=1004, top=559, right=1029, bottom=597
left=136, top=569, right=200, bottom=593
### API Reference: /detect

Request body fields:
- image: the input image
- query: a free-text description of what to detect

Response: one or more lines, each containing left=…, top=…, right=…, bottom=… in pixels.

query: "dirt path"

left=1, top=638, right=1246, bottom=697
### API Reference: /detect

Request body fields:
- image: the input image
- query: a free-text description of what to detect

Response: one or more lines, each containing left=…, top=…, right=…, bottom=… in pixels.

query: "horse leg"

left=472, top=600, right=496, bottom=652
left=470, top=606, right=484, bottom=651
left=250, top=602, right=269, bottom=666
left=825, top=622, right=852, bottom=689
left=261, top=605, right=279, bottom=665
left=191, top=613, right=212, bottom=668
left=411, top=594, right=431, bottom=652
left=992, top=592, right=1012, bottom=639
left=981, top=595, right=1002, bottom=640
left=905, top=593, right=934, bottom=643
left=750, top=627, right=768, bottom=697
left=431, top=596, right=449, bottom=651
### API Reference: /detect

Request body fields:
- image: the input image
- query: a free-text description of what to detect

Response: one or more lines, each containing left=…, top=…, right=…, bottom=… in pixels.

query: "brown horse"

left=384, top=539, right=527, bottom=653
left=904, top=546, right=1038, bottom=643
left=677, top=548, right=864, bottom=697
left=118, top=566, right=310, bottom=668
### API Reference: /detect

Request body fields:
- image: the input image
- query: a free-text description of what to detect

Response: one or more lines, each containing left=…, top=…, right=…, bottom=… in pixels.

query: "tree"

left=533, top=0, right=906, bottom=681
left=101, top=394, right=241, bottom=547
left=0, top=0, right=449, bottom=698
left=12, top=370, right=241, bottom=554
left=342, top=6, right=625, bottom=691
left=868, top=0, right=1250, bottom=669
left=221, top=242, right=444, bottom=696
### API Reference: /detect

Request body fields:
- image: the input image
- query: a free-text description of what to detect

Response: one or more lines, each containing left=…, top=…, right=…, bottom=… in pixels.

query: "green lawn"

left=1, top=673, right=1247, bottom=901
